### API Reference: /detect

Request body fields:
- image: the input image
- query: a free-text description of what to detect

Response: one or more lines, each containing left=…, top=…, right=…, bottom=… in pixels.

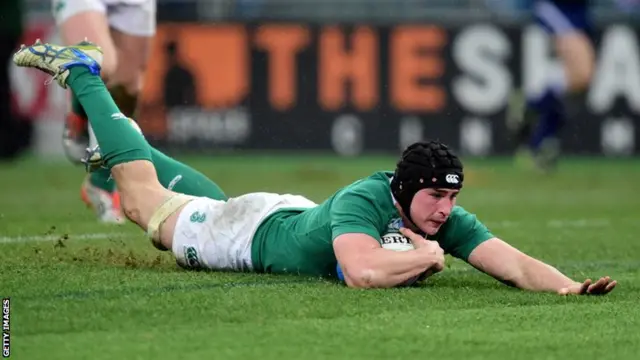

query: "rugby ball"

left=335, top=232, right=422, bottom=287
left=380, top=233, right=421, bottom=287
left=380, top=232, right=415, bottom=252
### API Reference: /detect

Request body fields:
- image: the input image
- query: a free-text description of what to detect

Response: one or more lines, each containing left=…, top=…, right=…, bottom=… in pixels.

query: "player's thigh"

left=554, top=33, right=594, bottom=90
left=109, top=30, right=153, bottom=93
left=53, top=0, right=118, bottom=77
left=167, top=192, right=303, bottom=272
left=169, top=197, right=257, bottom=272
left=533, top=1, right=594, bottom=90
left=108, top=0, right=156, bottom=92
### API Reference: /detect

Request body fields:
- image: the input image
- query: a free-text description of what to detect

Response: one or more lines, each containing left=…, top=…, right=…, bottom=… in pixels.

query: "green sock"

left=89, top=169, right=116, bottom=192
left=72, top=85, right=116, bottom=193
left=67, top=67, right=226, bottom=200
left=86, top=87, right=137, bottom=193
left=85, top=143, right=227, bottom=200
left=150, top=148, right=227, bottom=201
left=71, top=93, right=87, bottom=118
left=66, top=67, right=151, bottom=168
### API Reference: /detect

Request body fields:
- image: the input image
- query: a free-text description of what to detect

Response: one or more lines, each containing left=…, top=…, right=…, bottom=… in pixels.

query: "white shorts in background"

left=52, top=0, right=157, bottom=37
left=172, top=193, right=317, bottom=272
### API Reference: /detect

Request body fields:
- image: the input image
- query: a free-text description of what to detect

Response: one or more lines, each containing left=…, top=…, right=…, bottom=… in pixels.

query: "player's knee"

left=115, top=182, right=147, bottom=225
left=100, top=51, right=118, bottom=80
left=111, top=66, right=145, bottom=95
left=570, top=61, right=593, bottom=91
left=109, top=161, right=164, bottom=225
left=112, top=39, right=149, bottom=95
left=557, top=34, right=594, bottom=92
left=126, top=73, right=145, bottom=96
left=118, top=183, right=163, bottom=227
left=565, top=60, right=593, bottom=93
left=120, top=196, right=143, bottom=224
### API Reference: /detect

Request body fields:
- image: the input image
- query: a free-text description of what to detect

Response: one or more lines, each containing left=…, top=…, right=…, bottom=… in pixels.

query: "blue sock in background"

left=528, top=90, right=565, bottom=151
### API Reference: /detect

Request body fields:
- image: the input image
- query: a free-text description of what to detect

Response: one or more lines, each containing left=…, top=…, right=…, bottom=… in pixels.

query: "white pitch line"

left=0, top=232, right=130, bottom=244
left=0, top=218, right=614, bottom=245
left=487, top=218, right=611, bottom=229
left=547, top=218, right=611, bottom=228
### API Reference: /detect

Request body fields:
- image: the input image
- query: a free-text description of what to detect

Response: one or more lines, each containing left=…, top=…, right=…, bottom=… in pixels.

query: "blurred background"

left=2, top=5, right=639, bottom=357
left=2, top=0, right=639, bottom=160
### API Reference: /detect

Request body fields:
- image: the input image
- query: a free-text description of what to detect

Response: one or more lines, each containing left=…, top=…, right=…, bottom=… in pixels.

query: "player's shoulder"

left=338, top=171, right=394, bottom=198
left=328, top=172, right=398, bottom=231
left=433, top=205, right=494, bottom=259
left=436, top=206, right=486, bottom=237
left=330, top=171, right=395, bottom=212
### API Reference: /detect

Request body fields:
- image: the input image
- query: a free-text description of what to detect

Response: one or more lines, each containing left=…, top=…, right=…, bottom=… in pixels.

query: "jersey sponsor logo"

left=445, top=174, right=459, bottom=184
left=184, top=246, right=201, bottom=268
left=189, top=211, right=206, bottom=223
left=386, top=218, right=404, bottom=232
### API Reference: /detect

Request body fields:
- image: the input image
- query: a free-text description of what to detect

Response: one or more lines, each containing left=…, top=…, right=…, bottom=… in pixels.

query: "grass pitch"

left=1, top=154, right=639, bottom=360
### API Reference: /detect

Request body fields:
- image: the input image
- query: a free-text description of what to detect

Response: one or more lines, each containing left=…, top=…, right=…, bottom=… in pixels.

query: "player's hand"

left=557, top=277, right=617, bottom=296
left=399, top=227, right=443, bottom=255
left=400, top=227, right=445, bottom=273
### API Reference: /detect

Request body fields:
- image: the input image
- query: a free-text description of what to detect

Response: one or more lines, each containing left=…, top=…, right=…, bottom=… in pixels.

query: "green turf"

left=1, top=154, right=639, bottom=360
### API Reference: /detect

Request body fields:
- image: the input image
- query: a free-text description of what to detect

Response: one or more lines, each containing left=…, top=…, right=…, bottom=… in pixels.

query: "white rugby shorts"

left=171, top=193, right=317, bottom=272
left=52, top=0, right=157, bottom=37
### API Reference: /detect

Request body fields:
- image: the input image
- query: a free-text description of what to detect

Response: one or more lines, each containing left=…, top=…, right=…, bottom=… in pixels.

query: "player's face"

left=410, top=188, right=459, bottom=235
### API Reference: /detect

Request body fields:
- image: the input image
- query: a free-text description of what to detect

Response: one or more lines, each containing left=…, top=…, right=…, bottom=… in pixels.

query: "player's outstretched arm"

left=467, top=238, right=617, bottom=295
left=333, top=232, right=444, bottom=289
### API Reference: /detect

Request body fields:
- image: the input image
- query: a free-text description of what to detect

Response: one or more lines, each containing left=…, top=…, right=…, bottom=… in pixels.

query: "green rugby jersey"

left=251, top=171, right=494, bottom=277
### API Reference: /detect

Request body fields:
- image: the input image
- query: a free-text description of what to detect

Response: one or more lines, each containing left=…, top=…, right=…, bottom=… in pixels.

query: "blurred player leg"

left=512, top=0, right=594, bottom=172
left=53, top=0, right=157, bottom=223
left=54, top=0, right=117, bottom=159
left=54, top=0, right=121, bottom=221
left=14, top=41, right=226, bottom=250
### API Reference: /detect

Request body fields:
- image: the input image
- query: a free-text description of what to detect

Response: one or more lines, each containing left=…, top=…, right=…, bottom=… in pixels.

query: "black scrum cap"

left=390, top=141, right=464, bottom=224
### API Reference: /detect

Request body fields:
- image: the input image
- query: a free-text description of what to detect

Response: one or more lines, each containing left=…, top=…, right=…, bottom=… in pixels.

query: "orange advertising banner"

left=137, top=22, right=640, bottom=156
